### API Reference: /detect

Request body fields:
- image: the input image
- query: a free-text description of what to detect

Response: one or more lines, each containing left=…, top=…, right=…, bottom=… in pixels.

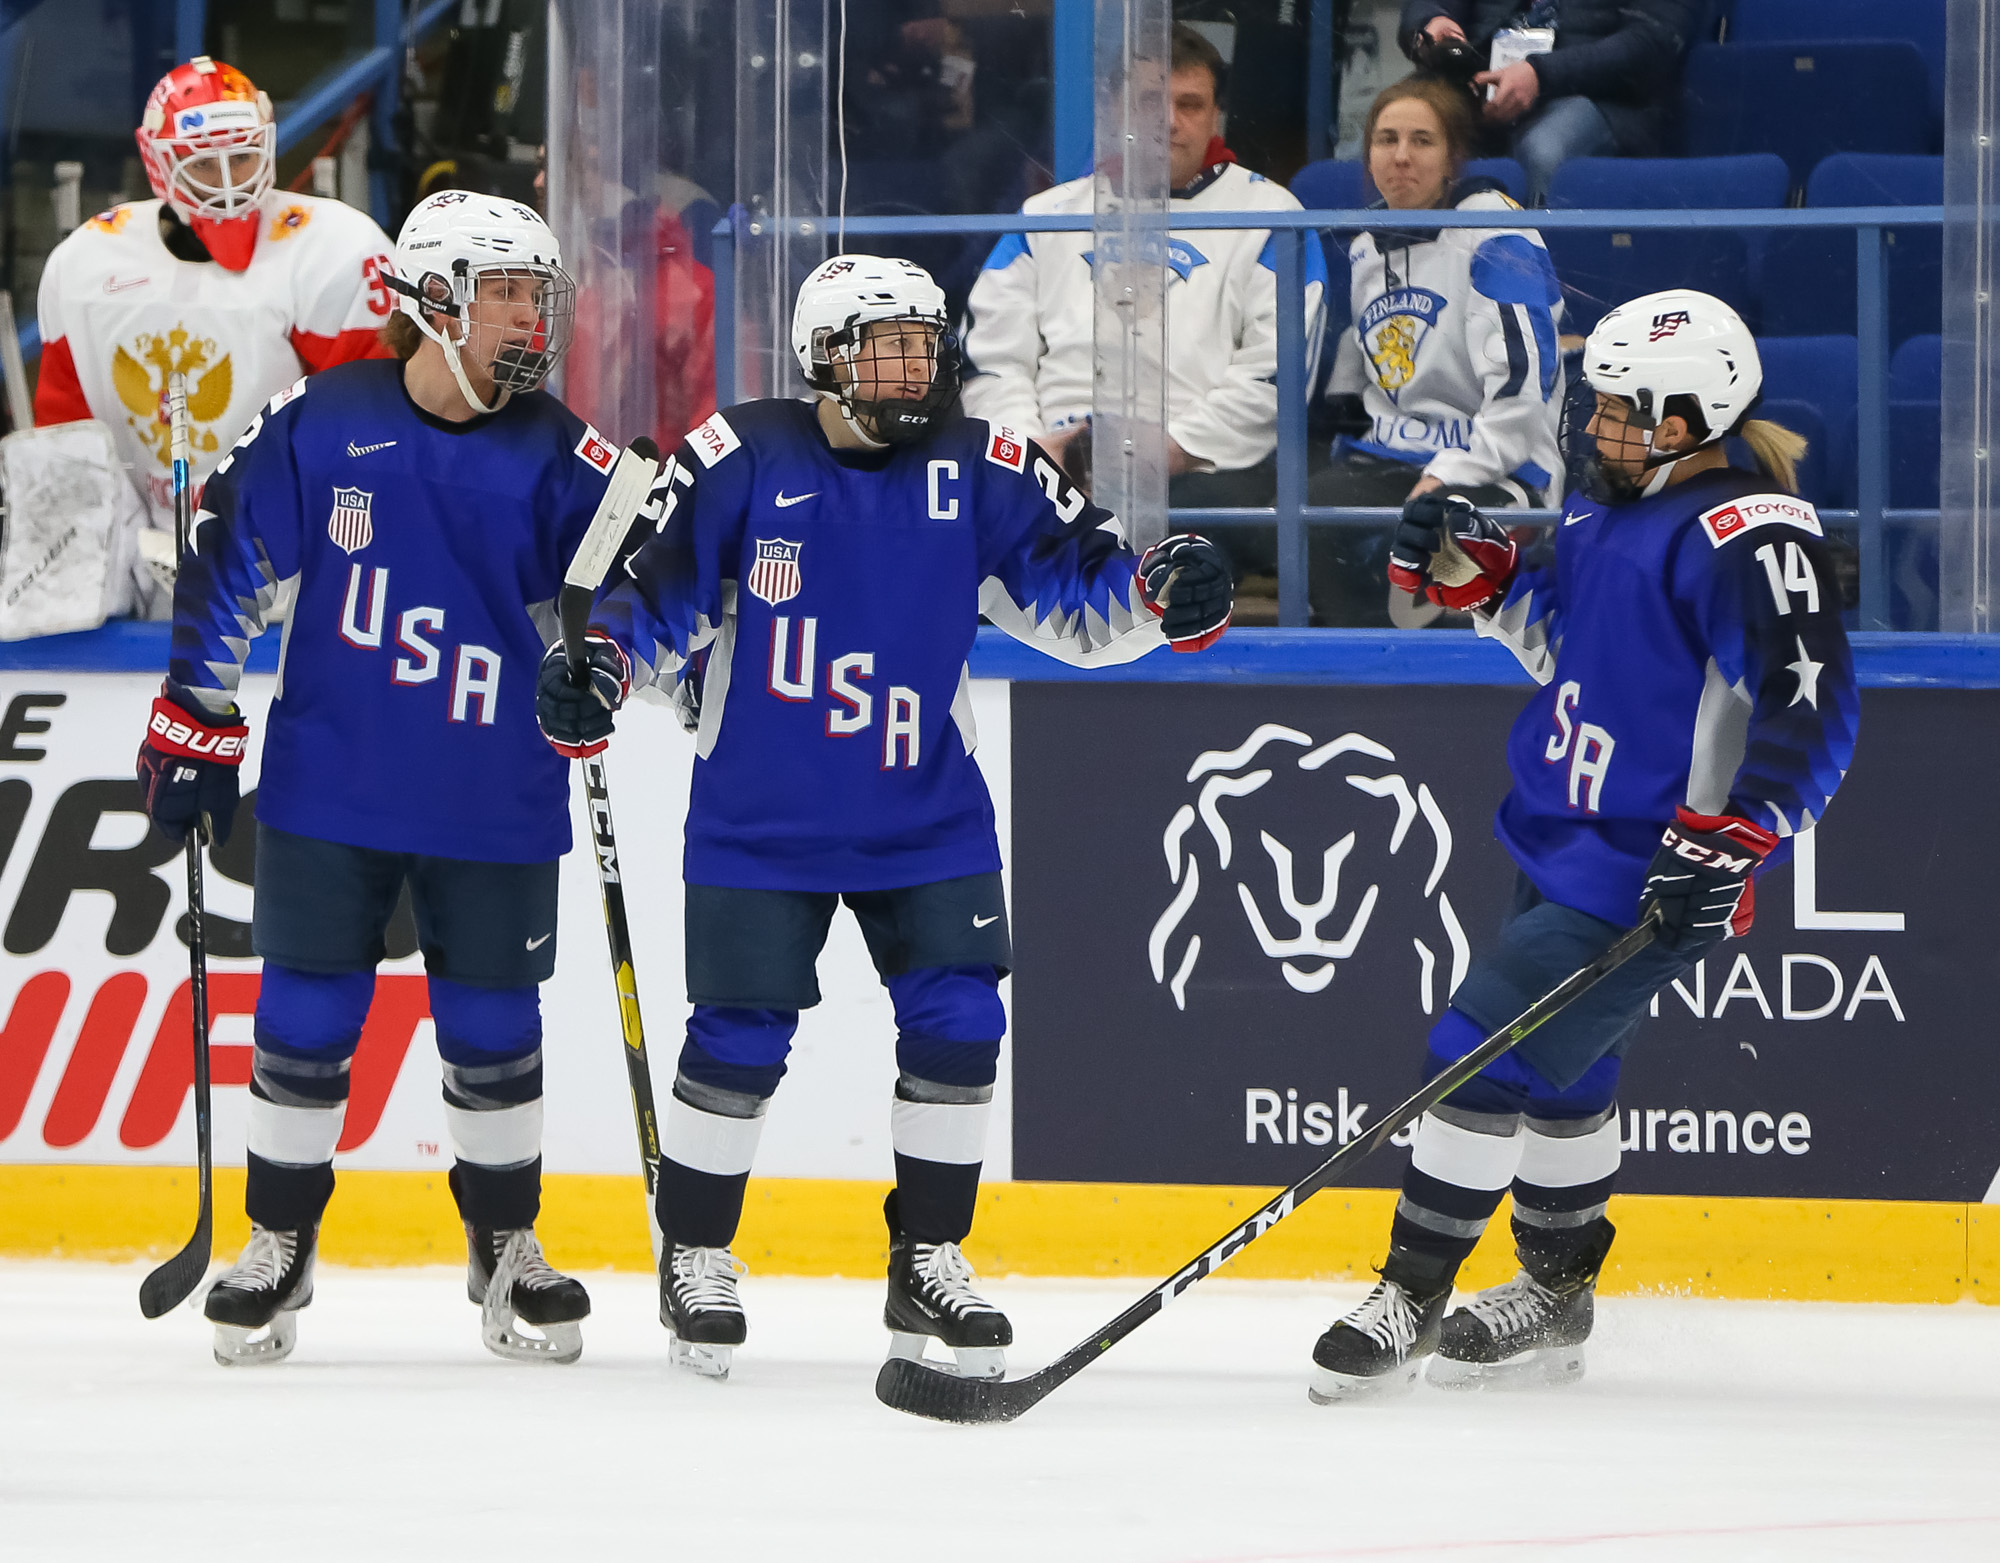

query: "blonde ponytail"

left=1738, top=418, right=1808, bottom=494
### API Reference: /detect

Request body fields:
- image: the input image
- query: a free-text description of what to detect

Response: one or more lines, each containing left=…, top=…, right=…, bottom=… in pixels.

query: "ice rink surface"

left=5, top=1262, right=1998, bottom=1562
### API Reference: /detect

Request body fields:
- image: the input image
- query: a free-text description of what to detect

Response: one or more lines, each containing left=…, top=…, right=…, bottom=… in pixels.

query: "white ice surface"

left=4, top=1263, right=1999, bottom=1562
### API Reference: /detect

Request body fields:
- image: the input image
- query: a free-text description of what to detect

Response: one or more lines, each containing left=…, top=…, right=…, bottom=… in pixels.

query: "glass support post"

left=1857, top=223, right=1889, bottom=630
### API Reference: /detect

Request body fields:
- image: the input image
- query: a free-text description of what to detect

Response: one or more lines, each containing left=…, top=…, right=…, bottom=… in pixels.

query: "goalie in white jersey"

left=32, top=55, right=393, bottom=612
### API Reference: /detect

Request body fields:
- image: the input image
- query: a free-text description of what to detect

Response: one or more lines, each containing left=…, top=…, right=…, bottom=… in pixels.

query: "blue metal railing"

left=713, top=204, right=1944, bottom=632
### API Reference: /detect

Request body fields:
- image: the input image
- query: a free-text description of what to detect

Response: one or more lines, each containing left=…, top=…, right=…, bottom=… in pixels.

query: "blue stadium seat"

left=1728, top=0, right=1947, bottom=137
left=1757, top=155, right=1943, bottom=344
left=1728, top=398, right=1835, bottom=506
left=1543, top=155, right=1787, bottom=333
left=1891, top=334, right=1942, bottom=400
left=1462, top=158, right=1528, bottom=205
left=1755, top=336, right=1857, bottom=502
left=1678, top=43, right=1933, bottom=190
left=1891, top=400, right=1942, bottom=508
left=1289, top=159, right=1367, bottom=213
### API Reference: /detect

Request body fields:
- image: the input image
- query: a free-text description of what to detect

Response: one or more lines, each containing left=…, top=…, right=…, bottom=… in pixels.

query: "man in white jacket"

left=960, top=25, right=1323, bottom=566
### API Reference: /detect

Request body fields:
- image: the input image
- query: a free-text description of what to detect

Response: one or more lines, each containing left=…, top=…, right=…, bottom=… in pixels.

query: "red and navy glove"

left=536, top=635, right=630, bottom=758
left=136, top=684, right=250, bottom=846
left=1640, top=807, right=1780, bottom=952
left=1388, top=491, right=1518, bottom=610
left=1138, top=533, right=1232, bottom=653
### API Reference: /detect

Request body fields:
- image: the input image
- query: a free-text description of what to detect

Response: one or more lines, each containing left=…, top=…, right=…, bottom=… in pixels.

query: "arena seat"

left=1890, top=401, right=1943, bottom=508
left=1543, top=154, right=1786, bottom=333
left=1461, top=158, right=1528, bottom=205
left=1757, top=155, right=1943, bottom=344
left=1754, top=335, right=1857, bottom=503
left=1727, top=0, right=1947, bottom=138
left=1727, top=398, right=1835, bottom=506
left=1288, top=159, right=1366, bottom=214
left=1889, top=334, right=1943, bottom=401
left=1678, top=43, right=1933, bottom=191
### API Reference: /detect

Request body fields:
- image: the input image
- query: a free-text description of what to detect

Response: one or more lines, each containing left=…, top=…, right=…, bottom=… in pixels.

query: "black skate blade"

left=139, top=1207, right=213, bottom=1319
left=875, top=1356, right=1037, bottom=1424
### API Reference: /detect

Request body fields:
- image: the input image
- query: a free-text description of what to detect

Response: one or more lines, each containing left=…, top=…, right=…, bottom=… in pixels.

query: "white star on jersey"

left=1786, top=635, right=1823, bottom=709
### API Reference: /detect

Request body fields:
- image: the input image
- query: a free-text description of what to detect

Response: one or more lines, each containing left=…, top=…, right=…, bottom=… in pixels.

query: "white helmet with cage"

left=386, top=190, right=577, bottom=415
left=1567, top=288, right=1765, bottom=499
left=791, top=254, right=959, bottom=445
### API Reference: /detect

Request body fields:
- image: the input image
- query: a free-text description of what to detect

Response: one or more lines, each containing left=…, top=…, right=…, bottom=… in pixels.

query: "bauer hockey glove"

left=536, top=636, right=630, bottom=759
left=136, top=683, right=249, bottom=847
left=1388, top=491, right=1518, bottom=611
left=1640, top=807, right=1780, bottom=953
left=1138, top=533, right=1233, bottom=653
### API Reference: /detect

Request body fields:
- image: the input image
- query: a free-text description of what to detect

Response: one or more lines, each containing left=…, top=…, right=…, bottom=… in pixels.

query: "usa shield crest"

left=328, top=487, right=373, bottom=553
left=747, top=538, right=803, bottom=606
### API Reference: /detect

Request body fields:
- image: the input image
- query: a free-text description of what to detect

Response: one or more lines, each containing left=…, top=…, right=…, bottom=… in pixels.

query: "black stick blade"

left=874, top=1357, right=1042, bottom=1424
left=138, top=1204, right=212, bottom=1319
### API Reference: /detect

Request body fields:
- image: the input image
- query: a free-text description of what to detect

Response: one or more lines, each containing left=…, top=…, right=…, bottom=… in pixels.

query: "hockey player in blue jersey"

left=536, top=254, right=1232, bottom=1380
left=1309, top=290, right=1858, bottom=1401
left=135, top=190, right=622, bottom=1366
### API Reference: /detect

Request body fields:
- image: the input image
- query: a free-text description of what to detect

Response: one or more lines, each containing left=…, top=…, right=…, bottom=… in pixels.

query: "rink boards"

left=0, top=628, right=1995, bottom=1303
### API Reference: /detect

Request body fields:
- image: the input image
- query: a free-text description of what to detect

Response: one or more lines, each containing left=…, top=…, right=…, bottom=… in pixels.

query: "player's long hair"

left=380, top=311, right=423, bottom=361
left=1738, top=419, right=1808, bottom=494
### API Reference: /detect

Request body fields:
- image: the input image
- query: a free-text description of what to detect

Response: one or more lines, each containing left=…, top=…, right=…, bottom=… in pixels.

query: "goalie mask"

left=136, top=57, right=276, bottom=272
left=792, top=255, right=960, bottom=446
left=1564, top=289, right=1762, bottom=503
left=386, top=191, right=577, bottom=415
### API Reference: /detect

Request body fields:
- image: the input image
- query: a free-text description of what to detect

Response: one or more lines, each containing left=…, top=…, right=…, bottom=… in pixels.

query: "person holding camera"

left=1309, top=76, right=1562, bottom=627
left=1401, top=1, right=1696, bottom=205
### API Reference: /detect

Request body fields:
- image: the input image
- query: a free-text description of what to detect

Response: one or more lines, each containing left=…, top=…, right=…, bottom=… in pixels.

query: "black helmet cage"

left=809, top=311, right=962, bottom=445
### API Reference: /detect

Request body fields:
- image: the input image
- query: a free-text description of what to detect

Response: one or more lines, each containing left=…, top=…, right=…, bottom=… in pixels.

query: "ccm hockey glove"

left=1640, top=807, right=1780, bottom=953
left=1138, top=533, right=1232, bottom=652
left=136, top=683, right=249, bottom=846
left=1388, top=492, right=1518, bottom=610
left=537, top=636, right=630, bottom=758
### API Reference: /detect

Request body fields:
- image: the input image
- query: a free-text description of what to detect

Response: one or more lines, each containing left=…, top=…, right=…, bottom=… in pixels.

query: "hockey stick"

left=139, top=374, right=214, bottom=1319
left=559, top=437, right=664, bottom=1255
left=876, top=914, right=1660, bottom=1423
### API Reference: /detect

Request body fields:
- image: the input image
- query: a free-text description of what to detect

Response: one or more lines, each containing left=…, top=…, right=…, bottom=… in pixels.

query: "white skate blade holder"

left=480, top=1285, right=583, bottom=1366
left=888, top=1330, right=1006, bottom=1382
left=668, top=1335, right=735, bottom=1380
left=1427, top=1342, right=1586, bottom=1391
left=1307, top=1356, right=1425, bottom=1405
left=212, top=1312, right=300, bottom=1368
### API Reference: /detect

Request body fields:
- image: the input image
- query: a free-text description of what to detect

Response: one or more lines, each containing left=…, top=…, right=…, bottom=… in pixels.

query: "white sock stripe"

left=890, top=1097, right=991, bottom=1167
left=245, top=1095, right=346, bottom=1167
left=1409, top=1111, right=1525, bottom=1192
left=1515, top=1115, right=1622, bottom=1188
left=444, top=1099, right=544, bottom=1169
left=663, top=1094, right=766, bottom=1177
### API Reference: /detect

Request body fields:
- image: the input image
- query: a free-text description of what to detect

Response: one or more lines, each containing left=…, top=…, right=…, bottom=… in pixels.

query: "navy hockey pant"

left=1385, top=875, right=1697, bottom=1293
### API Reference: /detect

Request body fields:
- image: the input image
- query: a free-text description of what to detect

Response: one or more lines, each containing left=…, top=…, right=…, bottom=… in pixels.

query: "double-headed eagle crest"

left=113, top=324, right=232, bottom=467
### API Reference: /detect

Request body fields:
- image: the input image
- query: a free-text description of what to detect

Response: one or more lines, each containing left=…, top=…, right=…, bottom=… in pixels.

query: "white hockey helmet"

left=1581, top=288, right=1762, bottom=443
left=386, top=190, right=577, bottom=414
left=791, top=254, right=959, bottom=445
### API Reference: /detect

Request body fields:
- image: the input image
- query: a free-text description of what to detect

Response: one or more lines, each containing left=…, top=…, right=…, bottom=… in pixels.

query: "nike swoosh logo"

left=104, top=275, right=151, bottom=293
left=348, top=440, right=398, bottom=456
left=774, top=490, right=818, bottom=508
left=526, top=933, right=553, bottom=950
left=1562, top=511, right=1586, bottom=526
left=972, top=914, right=999, bottom=928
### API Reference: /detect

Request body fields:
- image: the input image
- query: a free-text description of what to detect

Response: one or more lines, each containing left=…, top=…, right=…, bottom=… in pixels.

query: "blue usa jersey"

left=1476, top=467, right=1859, bottom=926
left=169, top=359, right=615, bottom=861
left=592, top=400, right=1164, bottom=891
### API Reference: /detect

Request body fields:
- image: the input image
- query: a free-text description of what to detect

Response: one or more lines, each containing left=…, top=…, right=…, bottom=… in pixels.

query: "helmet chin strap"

left=822, top=389, right=888, bottom=449
left=442, top=326, right=510, bottom=416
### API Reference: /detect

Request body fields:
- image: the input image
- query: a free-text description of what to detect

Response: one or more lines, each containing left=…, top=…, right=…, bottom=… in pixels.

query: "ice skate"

left=884, top=1226, right=1012, bottom=1381
left=1308, top=1279, right=1449, bottom=1403
left=204, top=1223, right=316, bottom=1367
left=466, top=1225, right=589, bottom=1365
left=1428, top=1270, right=1595, bottom=1389
left=660, top=1244, right=748, bottom=1379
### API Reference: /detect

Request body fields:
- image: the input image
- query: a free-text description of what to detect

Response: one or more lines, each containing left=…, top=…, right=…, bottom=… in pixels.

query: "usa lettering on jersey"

left=1699, top=494, right=1823, bottom=548
left=765, top=614, right=923, bottom=769
left=336, top=564, right=503, bottom=726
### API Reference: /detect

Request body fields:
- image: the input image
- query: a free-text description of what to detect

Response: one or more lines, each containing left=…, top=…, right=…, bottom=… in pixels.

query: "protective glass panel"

left=1941, top=0, right=1998, bottom=632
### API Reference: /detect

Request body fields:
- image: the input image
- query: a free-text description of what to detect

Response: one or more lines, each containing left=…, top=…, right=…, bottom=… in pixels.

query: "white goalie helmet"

left=1581, top=288, right=1763, bottom=444
left=791, top=254, right=959, bottom=444
left=386, top=190, right=577, bottom=414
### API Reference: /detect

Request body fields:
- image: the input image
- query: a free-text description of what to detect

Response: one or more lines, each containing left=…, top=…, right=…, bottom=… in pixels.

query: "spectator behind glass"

left=1310, top=75, right=1563, bottom=628
left=1401, top=0, right=1695, bottom=205
left=960, top=23, right=1325, bottom=586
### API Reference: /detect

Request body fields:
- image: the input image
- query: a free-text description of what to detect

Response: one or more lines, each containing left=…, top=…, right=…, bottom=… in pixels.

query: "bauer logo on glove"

left=1137, top=532, right=1233, bottom=653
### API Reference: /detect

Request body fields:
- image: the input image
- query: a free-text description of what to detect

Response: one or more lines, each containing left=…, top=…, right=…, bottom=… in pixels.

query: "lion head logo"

left=1148, top=723, right=1469, bottom=1013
